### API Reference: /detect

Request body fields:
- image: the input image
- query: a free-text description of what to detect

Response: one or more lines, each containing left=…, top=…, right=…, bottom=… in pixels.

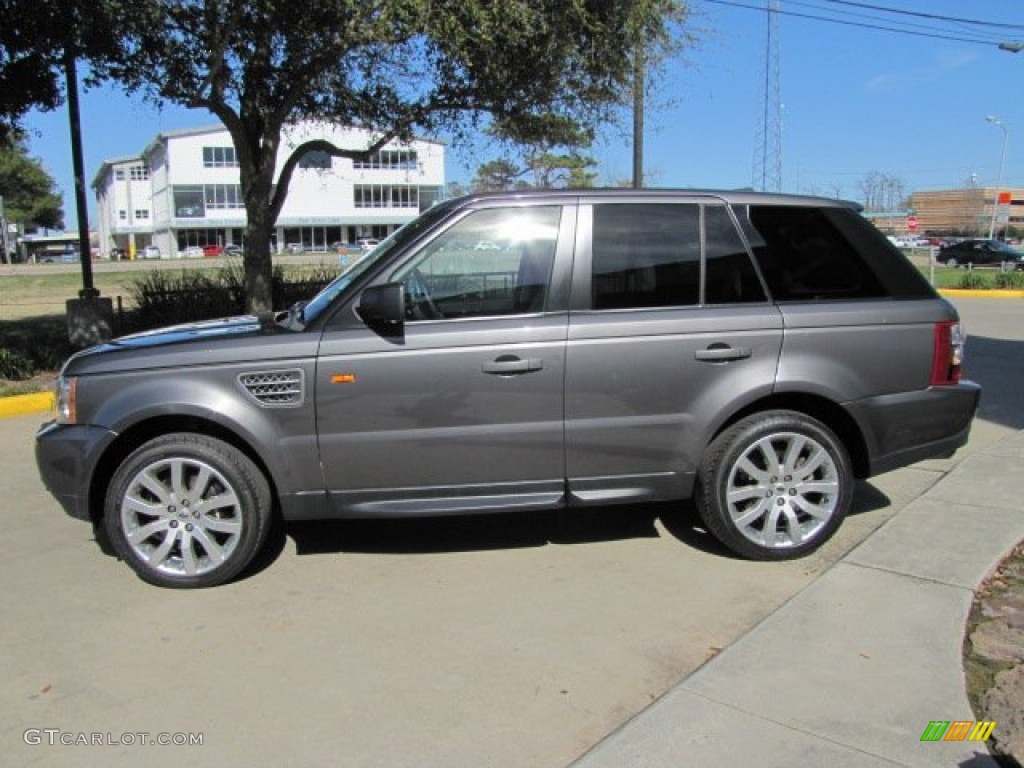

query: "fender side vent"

left=238, top=369, right=305, bottom=407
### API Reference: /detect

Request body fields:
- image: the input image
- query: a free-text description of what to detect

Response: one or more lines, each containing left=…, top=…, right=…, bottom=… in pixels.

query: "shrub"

left=956, top=271, right=989, bottom=290
left=126, top=264, right=339, bottom=333
left=994, top=270, right=1024, bottom=290
left=0, top=347, right=33, bottom=380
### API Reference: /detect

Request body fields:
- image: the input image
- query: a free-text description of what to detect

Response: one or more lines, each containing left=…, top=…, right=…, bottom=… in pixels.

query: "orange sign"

left=998, top=191, right=1012, bottom=205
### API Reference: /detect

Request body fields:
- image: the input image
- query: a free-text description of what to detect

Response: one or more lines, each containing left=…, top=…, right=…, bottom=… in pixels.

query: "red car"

left=202, top=244, right=224, bottom=257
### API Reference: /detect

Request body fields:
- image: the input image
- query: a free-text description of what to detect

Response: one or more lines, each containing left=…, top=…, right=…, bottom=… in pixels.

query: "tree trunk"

left=239, top=155, right=277, bottom=314
left=243, top=203, right=275, bottom=315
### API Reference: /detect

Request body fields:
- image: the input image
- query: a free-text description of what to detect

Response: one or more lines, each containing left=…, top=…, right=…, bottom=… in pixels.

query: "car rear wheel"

left=946, top=257, right=958, bottom=268
left=696, top=411, right=853, bottom=560
left=104, top=433, right=271, bottom=588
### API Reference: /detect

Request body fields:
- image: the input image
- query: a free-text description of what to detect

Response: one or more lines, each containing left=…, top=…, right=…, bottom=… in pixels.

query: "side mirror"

left=358, top=283, right=405, bottom=330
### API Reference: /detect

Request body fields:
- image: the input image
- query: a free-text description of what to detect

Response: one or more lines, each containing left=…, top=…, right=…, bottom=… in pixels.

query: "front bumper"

left=846, top=380, right=982, bottom=477
left=35, top=421, right=118, bottom=521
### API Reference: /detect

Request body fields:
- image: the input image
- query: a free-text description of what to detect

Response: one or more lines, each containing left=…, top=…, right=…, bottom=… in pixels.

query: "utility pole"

left=0, top=196, right=8, bottom=264
left=632, top=41, right=645, bottom=189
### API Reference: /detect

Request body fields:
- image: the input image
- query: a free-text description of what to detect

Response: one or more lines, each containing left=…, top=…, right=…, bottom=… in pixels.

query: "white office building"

left=93, top=123, right=445, bottom=259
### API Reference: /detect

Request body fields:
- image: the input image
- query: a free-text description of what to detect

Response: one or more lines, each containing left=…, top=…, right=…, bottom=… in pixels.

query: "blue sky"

left=21, top=0, right=1024, bottom=230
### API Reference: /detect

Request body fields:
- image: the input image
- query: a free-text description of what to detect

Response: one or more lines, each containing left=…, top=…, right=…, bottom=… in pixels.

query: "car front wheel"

left=104, top=433, right=271, bottom=588
left=696, top=411, right=853, bottom=560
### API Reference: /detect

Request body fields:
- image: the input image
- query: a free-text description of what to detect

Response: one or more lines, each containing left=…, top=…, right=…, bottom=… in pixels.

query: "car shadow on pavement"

left=258, top=479, right=893, bottom=567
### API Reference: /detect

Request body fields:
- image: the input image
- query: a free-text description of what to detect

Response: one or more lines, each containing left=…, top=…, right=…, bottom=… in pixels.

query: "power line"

left=703, top=0, right=1018, bottom=46
left=815, top=0, right=1024, bottom=32
left=783, top=0, right=1010, bottom=42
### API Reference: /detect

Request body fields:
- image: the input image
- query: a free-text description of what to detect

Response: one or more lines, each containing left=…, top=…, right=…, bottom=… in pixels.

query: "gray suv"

left=36, top=190, right=980, bottom=588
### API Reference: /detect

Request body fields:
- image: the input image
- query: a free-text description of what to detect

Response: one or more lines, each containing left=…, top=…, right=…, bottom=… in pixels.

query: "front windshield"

left=298, top=199, right=459, bottom=325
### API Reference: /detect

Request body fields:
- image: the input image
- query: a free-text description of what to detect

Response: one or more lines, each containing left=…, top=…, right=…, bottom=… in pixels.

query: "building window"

left=204, top=184, right=244, bottom=209
left=299, top=150, right=332, bottom=169
left=173, top=186, right=205, bottom=218
left=134, top=209, right=150, bottom=220
left=118, top=210, right=127, bottom=220
left=353, top=150, right=419, bottom=170
left=202, top=146, right=239, bottom=168
left=114, top=169, right=125, bottom=180
left=353, top=184, right=420, bottom=208
left=129, top=165, right=149, bottom=181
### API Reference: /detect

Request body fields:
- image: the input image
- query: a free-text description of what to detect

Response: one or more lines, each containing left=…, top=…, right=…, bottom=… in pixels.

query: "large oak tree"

left=2, top=0, right=688, bottom=312
left=100, top=0, right=690, bottom=313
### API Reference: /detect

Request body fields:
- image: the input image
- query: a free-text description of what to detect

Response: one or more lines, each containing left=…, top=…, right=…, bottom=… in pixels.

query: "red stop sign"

left=906, top=215, right=919, bottom=232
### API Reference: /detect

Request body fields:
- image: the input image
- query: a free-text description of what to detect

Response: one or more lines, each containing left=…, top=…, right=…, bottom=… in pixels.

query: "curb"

left=939, top=289, right=1024, bottom=299
left=0, top=392, right=54, bottom=419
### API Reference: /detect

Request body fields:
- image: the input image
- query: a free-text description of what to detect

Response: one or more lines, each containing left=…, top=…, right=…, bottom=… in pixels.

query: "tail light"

left=931, top=321, right=964, bottom=386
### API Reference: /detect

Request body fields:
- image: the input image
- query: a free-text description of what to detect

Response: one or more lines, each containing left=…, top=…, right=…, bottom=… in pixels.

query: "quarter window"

left=391, top=206, right=561, bottom=320
left=740, top=205, right=886, bottom=300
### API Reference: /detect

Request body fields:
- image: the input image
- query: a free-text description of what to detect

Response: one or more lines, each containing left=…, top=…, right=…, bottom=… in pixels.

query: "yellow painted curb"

left=0, top=392, right=54, bottom=419
left=939, top=289, right=1024, bottom=299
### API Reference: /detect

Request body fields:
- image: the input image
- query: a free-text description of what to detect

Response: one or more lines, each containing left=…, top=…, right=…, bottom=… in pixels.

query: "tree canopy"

left=0, top=135, right=64, bottom=231
left=2, top=0, right=690, bottom=312
left=97, top=0, right=691, bottom=312
left=0, top=0, right=119, bottom=146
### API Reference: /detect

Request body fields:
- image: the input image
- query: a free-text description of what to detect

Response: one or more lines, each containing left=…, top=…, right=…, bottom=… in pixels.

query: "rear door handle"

left=482, top=356, right=543, bottom=375
left=695, top=345, right=752, bottom=362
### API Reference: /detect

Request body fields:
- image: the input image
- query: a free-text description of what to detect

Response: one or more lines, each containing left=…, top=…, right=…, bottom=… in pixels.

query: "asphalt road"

left=0, top=297, right=1018, bottom=768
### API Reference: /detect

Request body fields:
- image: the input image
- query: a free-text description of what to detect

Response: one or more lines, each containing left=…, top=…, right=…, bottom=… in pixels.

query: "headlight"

left=55, top=376, right=77, bottom=424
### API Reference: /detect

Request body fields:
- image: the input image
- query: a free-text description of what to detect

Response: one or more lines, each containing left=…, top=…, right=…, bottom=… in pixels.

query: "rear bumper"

left=35, top=421, right=118, bottom=521
left=846, top=380, right=981, bottom=477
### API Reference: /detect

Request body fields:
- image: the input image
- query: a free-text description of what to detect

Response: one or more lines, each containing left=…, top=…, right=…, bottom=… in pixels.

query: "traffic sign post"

left=906, top=215, right=919, bottom=232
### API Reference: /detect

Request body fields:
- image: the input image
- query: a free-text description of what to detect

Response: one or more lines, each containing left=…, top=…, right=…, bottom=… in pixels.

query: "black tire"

left=696, top=410, right=853, bottom=560
left=946, top=258, right=958, bottom=268
left=104, top=433, right=272, bottom=588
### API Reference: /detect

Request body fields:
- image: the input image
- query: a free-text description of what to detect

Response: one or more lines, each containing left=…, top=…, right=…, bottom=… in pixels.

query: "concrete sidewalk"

left=572, top=429, right=1024, bottom=768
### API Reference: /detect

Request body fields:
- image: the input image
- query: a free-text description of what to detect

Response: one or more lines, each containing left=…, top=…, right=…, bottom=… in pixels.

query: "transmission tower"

left=752, top=0, right=782, bottom=192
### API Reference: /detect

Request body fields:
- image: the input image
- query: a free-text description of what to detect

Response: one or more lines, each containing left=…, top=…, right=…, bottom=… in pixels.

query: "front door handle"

left=482, top=355, right=543, bottom=375
left=695, top=345, right=752, bottom=362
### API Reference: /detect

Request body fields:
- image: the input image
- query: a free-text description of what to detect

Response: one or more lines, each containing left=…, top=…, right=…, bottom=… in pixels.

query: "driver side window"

left=390, top=206, right=561, bottom=321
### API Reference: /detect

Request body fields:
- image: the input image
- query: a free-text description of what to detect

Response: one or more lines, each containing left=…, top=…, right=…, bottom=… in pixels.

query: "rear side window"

left=738, top=205, right=934, bottom=301
left=592, top=204, right=701, bottom=309
left=704, top=206, right=768, bottom=304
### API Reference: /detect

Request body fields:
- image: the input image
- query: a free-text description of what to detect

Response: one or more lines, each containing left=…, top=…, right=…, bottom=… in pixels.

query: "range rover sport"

left=36, top=190, right=980, bottom=588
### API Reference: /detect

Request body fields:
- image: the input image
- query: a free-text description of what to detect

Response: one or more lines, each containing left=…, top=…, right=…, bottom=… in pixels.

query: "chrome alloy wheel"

left=724, top=431, right=840, bottom=550
left=119, top=457, right=244, bottom=578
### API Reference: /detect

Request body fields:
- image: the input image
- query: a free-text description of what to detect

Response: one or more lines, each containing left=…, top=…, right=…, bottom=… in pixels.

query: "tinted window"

left=704, top=206, right=767, bottom=304
left=592, top=204, right=700, bottom=309
left=740, top=205, right=886, bottom=300
left=738, top=205, right=934, bottom=301
left=391, top=206, right=561, bottom=320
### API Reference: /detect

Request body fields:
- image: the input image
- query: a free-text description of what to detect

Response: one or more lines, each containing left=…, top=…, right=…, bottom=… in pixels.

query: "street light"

left=985, top=116, right=1008, bottom=241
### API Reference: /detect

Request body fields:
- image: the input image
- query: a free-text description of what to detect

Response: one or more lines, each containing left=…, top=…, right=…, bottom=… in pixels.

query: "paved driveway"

left=0, top=297, right=1016, bottom=767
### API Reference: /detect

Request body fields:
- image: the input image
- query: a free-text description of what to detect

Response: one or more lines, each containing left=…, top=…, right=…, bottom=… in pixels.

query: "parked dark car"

left=36, top=190, right=980, bottom=588
left=938, top=239, right=1024, bottom=269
